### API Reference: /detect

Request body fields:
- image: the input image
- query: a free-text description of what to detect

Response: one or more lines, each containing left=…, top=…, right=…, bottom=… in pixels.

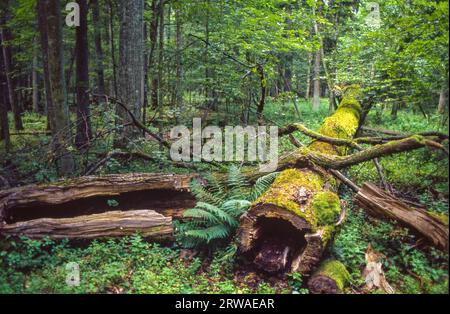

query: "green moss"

left=428, top=211, right=449, bottom=226
left=312, top=192, right=341, bottom=226
left=315, top=260, right=350, bottom=291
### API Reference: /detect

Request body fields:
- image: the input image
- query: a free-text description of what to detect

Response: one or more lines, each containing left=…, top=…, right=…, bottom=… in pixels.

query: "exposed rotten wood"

left=0, top=210, right=173, bottom=240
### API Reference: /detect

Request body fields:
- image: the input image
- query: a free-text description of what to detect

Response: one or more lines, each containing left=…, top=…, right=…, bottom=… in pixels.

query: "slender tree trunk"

left=312, top=49, right=321, bottom=111
left=175, top=6, right=183, bottom=122
left=437, top=87, right=448, bottom=114
left=0, top=44, right=10, bottom=149
left=0, top=12, right=23, bottom=130
left=44, top=0, right=75, bottom=176
left=108, top=0, right=118, bottom=97
left=149, top=0, right=159, bottom=110
left=37, top=0, right=54, bottom=131
left=305, top=52, right=312, bottom=99
left=157, top=0, right=164, bottom=111
left=75, top=0, right=92, bottom=149
left=32, top=53, right=40, bottom=113
left=116, top=0, right=145, bottom=146
left=91, top=0, right=106, bottom=95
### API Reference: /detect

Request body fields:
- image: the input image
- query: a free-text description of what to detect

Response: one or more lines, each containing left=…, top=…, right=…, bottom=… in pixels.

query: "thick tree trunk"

left=91, top=0, right=106, bottom=95
left=116, top=0, right=145, bottom=146
left=108, top=0, right=118, bottom=96
left=237, top=86, right=362, bottom=275
left=75, top=0, right=92, bottom=149
left=45, top=0, right=75, bottom=176
left=355, top=183, right=449, bottom=251
left=437, top=87, right=448, bottom=114
left=0, top=210, right=173, bottom=241
left=0, top=173, right=196, bottom=224
left=149, top=0, right=159, bottom=110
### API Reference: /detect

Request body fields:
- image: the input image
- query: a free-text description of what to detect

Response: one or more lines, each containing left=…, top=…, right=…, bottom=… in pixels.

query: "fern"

left=177, top=165, right=278, bottom=250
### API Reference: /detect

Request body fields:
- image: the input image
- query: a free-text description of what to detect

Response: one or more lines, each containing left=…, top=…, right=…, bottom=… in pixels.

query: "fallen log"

left=237, top=85, right=363, bottom=275
left=355, top=183, right=449, bottom=251
left=0, top=210, right=173, bottom=240
left=0, top=173, right=196, bottom=224
left=307, top=260, right=350, bottom=294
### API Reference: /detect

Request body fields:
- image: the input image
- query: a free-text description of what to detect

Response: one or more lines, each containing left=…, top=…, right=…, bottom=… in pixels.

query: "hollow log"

left=355, top=183, right=449, bottom=251
left=0, top=210, right=173, bottom=240
left=0, top=173, right=196, bottom=224
left=237, top=85, right=362, bottom=275
left=307, top=260, right=350, bottom=294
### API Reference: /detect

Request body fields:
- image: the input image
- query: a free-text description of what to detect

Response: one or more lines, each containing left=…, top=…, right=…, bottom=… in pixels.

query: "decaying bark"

left=0, top=210, right=173, bottom=240
left=355, top=183, right=449, bottom=251
left=307, top=260, right=350, bottom=294
left=237, top=85, right=363, bottom=275
left=0, top=173, right=196, bottom=224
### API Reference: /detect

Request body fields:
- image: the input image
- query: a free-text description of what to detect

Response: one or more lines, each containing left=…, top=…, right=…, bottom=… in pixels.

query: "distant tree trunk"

left=108, top=0, right=118, bottom=96
left=91, top=0, right=106, bottom=95
left=157, top=0, right=164, bottom=111
left=32, top=53, right=40, bottom=113
left=116, top=0, right=145, bottom=146
left=149, top=0, right=159, bottom=109
left=36, top=0, right=54, bottom=131
left=305, top=52, right=312, bottom=99
left=437, top=87, right=448, bottom=114
left=175, top=6, right=183, bottom=122
left=0, top=45, right=10, bottom=149
left=75, top=0, right=92, bottom=149
left=391, top=102, right=398, bottom=119
left=0, top=11, right=23, bottom=130
left=44, top=0, right=75, bottom=176
left=312, top=49, right=321, bottom=111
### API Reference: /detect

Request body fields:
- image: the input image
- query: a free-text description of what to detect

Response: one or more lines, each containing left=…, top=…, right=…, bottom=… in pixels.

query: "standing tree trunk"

left=237, top=86, right=362, bottom=275
left=305, top=52, right=312, bottom=99
left=75, top=0, right=92, bottom=149
left=0, top=44, right=10, bottom=149
left=91, top=0, right=106, bottom=95
left=43, top=0, right=75, bottom=176
left=108, top=0, right=118, bottom=97
left=32, top=53, right=40, bottom=113
left=0, top=9, right=23, bottom=130
left=175, top=5, right=183, bottom=122
left=149, top=0, right=159, bottom=110
left=115, top=0, right=145, bottom=146
left=36, top=0, right=55, bottom=131
left=312, top=49, right=321, bottom=111
left=437, top=86, right=448, bottom=114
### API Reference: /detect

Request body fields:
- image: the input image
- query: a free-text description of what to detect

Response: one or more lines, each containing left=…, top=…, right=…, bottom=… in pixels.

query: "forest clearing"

left=0, top=0, right=448, bottom=296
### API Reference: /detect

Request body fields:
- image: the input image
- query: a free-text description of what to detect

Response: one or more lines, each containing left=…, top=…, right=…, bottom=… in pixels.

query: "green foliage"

left=176, top=165, right=278, bottom=250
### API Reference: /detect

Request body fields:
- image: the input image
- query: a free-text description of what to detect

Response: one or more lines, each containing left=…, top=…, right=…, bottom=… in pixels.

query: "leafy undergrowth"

left=0, top=235, right=290, bottom=294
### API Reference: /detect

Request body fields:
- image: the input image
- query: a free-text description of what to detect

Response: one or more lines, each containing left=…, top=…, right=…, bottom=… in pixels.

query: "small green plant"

left=176, top=165, right=278, bottom=250
left=107, top=199, right=119, bottom=207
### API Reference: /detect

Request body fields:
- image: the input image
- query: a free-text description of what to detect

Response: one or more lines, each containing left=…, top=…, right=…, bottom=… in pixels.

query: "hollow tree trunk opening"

left=3, top=189, right=196, bottom=224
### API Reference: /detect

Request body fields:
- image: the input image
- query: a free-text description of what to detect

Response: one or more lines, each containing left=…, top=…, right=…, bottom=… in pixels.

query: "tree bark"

left=44, top=0, right=75, bottom=176
left=355, top=183, right=449, bottom=251
left=437, top=87, right=448, bottom=114
left=237, top=86, right=362, bottom=275
left=175, top=6, right=183, bottom=122
left=0, top=47, right=10, bottom=149
left=108, top=0, right=118, bottom=96
left=116, top=0, right=145, bottom=146
left=0, top=210, right=173, bottom=241
left=312, top=49, right=321, bottom=111
left=75, top=0, right=92, bottom=149
left=32, top=53, right=40, bottom=113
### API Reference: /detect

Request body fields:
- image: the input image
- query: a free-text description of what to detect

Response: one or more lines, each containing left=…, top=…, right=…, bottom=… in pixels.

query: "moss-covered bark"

left=237, top=85, right=362, bottom=274
left=307, top=260, right=350, bottom=294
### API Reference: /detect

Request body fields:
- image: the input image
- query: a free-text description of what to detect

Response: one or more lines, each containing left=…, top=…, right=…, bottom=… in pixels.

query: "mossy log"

left=0, top=210, right=173, bottom=240
left=355, top=183, right=449, bottom=251
left=237, top=86, right=362, bottom=275
left=307, top=260, right=350, bottom=294
left=0, top=173, right=196, bottom=224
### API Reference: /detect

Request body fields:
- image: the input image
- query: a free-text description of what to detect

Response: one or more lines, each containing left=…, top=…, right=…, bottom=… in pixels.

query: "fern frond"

left=220, top=200, right=251, bottom=225
left=195, top=202, right=236, bottom=226
left=203, top=173, right=226, bottom=202
left=247, top=172, right=279, bottom=202
left=183, top=207, right=220, bottom=224
left=227, top=165, right=249, bottom=199
left=185, top=225, right=230, bottom=243
left=190, top=178, right=222, bottom=206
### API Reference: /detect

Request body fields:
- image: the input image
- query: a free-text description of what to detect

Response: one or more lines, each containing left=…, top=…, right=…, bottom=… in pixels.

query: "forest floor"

left=0, top=99, right=448, bottom=294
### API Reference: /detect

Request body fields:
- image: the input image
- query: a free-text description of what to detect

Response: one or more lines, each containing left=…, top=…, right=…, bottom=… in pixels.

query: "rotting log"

left=0, top=173, right=196, bottom=224
left=355, top=183, right=449, bottom=251
left=307, top=260, right=350, bottom=294
left=0, top=210, right=173, bottom=240
left=237, top=85, right=363, bottom=275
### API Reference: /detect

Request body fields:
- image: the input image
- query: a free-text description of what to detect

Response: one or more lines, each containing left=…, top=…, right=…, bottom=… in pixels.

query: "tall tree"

left=116, top=0, right=145, bottom=145
left=175, top=4, right=183, bottom=121
left=0, top=3, right=23, bottom=130
left=91, top=0, right=106, bottom=95
left=75, top=0, right=92, bottom=148
left=312, top=49, right=321, bottom=111
left=0, top=37, right=10, bottom=150
left=41, top=0, right=75, bottom=176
